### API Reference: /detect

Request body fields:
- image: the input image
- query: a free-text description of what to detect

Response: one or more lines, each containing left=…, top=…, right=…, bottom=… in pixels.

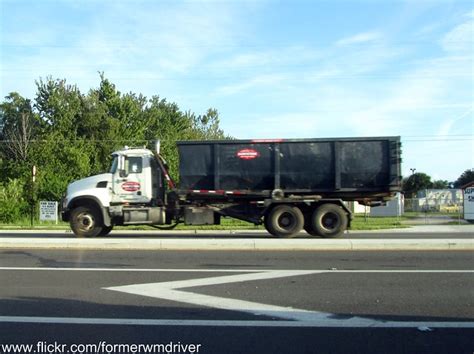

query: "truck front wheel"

left=311, top=204, right=347, bottom=238
left=99, top=225, right=113, bottom=236
left=265, top=205, right=304, bottom=238
left=70, top=206, right=104, bottom=238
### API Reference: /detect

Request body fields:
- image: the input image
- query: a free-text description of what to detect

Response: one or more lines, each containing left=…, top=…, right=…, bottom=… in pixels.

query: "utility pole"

left=409, top=168, right=417, bottom=200
left=31, top=165, right=36, bottom=227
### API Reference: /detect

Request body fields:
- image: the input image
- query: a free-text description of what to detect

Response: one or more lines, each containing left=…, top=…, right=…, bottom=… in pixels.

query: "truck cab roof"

left=112, top=147, right=154, bottom=157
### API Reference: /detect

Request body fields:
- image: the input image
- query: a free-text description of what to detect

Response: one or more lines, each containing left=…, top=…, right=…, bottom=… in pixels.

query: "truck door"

left=112, top=155, right=152, bottom=204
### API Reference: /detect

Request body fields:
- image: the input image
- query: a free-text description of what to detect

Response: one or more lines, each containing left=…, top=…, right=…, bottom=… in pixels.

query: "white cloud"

left=436, top=108, right=474, bottom=137
left=1, top=0, right=246, bottom=97
left=336, top=31, right=383, bottom=46
left=210, top=46, right=322, bottom=71
left=440, top=12, right=474, bottom=52
left=226, top=113, right=321, bottom=139
left=218, top=11, right=473, bottom=169
left=212, top=37, right=403, bottom=98
left=215, top=73, right=289, bottom=96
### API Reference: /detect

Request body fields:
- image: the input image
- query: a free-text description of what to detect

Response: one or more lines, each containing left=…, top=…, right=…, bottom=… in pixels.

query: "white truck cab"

left=62, top=144, right=167, bottom=237
left=110, top=147, right=156, bottom=204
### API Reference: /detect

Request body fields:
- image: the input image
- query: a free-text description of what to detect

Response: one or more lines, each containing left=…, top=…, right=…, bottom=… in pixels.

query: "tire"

left=265, top=205, right=304, bottom=238
left=304, top=210, right=320, bottom=236
left=70, top=206, right=104, bottom=238
left=304, top=222, right=320, bottom=237
left=311, top=204, right=347, bottom=238
left=99, top=225, right=113, bottom=236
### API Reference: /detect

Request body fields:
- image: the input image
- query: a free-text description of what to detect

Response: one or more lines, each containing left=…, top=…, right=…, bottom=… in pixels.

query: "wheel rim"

left=278, top=212, right=296, bottom=230
left=321, top=212, right=340, bottom=230
left=76, top=212, right=95, bottom=231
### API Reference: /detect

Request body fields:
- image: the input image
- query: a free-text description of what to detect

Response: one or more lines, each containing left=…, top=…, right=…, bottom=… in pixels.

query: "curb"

left=0, top=238, right=472, bottom=251
left=0, top=225, right=473, bottom=235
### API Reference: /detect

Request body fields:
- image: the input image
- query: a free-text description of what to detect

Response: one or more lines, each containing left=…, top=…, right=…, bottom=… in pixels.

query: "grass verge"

left=350, top=216, right=408, bottom=230
left=0, top=216, right=409, bottom=231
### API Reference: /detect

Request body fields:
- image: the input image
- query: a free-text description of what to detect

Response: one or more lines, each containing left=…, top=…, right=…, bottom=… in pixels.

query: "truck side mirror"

left=155, top=140, right=161, bottom=155
left=118, top=155, right=125, bottom=170
left=118, top=155, right=128, bottom=178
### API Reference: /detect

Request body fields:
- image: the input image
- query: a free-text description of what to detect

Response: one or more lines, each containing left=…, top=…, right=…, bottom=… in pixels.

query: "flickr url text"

left=1, top=341, right=202, bottom=354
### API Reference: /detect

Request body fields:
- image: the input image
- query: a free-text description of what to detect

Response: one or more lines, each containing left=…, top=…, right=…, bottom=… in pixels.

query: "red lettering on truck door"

left=121, top=181, right=141, bottom=192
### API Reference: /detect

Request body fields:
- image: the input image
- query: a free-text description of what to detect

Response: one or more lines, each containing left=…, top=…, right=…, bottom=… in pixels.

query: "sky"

left=0, top=0, right=473, bottom=182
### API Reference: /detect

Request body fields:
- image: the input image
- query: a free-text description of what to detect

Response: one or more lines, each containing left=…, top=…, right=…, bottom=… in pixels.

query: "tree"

left=431, top=180, right=449, bottom=189
left=402, top=172, right=432, bottom=197
left=191, top=108, right=226, bottom=140
left=31, top=78, right=95, bottom=200
left=34, top=77, right=83, bottom=137
left=0, top=74, right=230, bottom=216
left=0, top=178, right=29, bottom=223
left=0, top=93, right=38, bottom=161
left=454, top=169, right=474, bottom=188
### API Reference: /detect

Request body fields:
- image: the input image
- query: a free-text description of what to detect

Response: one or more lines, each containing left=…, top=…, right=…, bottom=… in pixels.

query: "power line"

left=2, top=38, right=472, bottom=49
left=0, top=136, right=472, bottom=144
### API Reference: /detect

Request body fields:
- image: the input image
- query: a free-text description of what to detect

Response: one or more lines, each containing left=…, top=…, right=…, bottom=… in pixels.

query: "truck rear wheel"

left=304, top=222, right=320, bottom=237
left=265, top=205, right=304, bottom=238
left=311, top=204, right=347, bottom=238
left=70, top=206, right=104, bottom=238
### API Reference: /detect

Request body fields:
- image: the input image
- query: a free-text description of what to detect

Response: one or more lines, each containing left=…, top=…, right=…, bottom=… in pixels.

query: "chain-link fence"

left=405, top=197, right=462, bottom=213
left=348, top=190, right=468, bottom=224
left=404, top=197, right=465, bottom=224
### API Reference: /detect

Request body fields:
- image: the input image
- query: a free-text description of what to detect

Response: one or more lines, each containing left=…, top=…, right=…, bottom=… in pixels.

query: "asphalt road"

left=1, top=226, right=473, bottom=239
left=1, top=228, right=473, bottom=252
left=1, top=246, right=473, bottom=354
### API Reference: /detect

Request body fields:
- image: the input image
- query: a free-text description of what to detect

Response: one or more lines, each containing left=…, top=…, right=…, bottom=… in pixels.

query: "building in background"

left=462, top=182, right=474, bottom=223
left=370, top=193, right=404, bottom=217
left=346, top=201, right=370, bottom=214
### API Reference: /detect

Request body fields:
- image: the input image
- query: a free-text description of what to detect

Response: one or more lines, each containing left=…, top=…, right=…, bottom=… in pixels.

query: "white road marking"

left=0, top=267, right=473, bottom=273
left=1, top=316, right=473, bottom=328
left=106, top=270, right=328, bottom=322
left=1, top=267, right=473, bottom=328
left=0, top=267, right=265, bottom=272
left=105, top=269, right=474, bottom=327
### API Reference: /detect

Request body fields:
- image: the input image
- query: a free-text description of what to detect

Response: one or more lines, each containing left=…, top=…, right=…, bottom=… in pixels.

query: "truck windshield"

left=110, top=156, right=118, bottom=174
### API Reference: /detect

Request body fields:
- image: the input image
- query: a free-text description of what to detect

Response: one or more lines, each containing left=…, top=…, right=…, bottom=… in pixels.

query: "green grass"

left=403, top=211, right=462, bottom=219
left=350, top=216, right=408, bottom=230
left=176, top=218, right=262, bottom=230
left=0, top=215, right=409, bottom=231
left=185, top=216, right=411, bottom=231
left=0, top=219, right=69, bottom=230
left=446, top=220, right=472, bottom=226
left=0, top=217, right=258, bottom=231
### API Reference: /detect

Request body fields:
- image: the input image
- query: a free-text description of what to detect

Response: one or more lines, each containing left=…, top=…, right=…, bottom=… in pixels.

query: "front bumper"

left=60, top=197, right=70, bottom=222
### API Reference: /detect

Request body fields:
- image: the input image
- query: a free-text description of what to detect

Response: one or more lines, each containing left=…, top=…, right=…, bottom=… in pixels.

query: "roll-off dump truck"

left=62, top=137, right=402, bottom=238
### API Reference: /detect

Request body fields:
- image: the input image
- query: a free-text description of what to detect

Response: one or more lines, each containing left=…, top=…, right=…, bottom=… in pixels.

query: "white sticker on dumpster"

left=40, top=201, right=58, bottom=222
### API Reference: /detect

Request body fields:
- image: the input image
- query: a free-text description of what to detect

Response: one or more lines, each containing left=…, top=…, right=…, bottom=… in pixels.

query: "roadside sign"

left=464, top=187, right=474, bottom=222
left=39, top=201, right=58, bottom=223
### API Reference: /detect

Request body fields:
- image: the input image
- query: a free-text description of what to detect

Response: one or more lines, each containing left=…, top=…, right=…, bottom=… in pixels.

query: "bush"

left=0, top=179, right=30, bottom=223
